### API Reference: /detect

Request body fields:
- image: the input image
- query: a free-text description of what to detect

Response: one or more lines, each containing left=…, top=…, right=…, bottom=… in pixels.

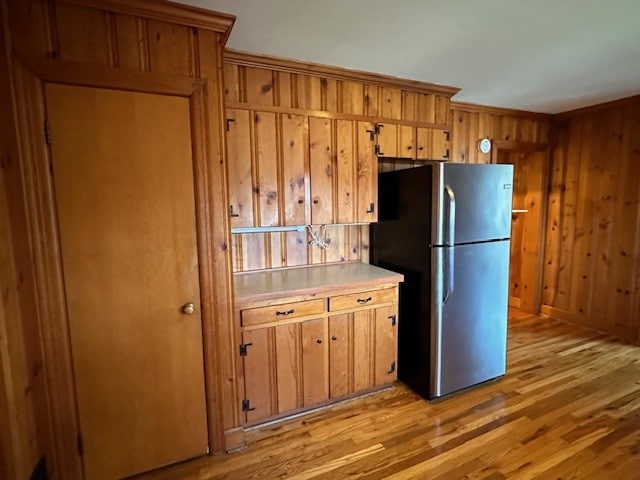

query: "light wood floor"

left=138, top=311, right=640, bottom=479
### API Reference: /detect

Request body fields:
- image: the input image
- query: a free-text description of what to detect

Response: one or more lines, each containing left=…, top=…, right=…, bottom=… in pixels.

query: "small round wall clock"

left=477, top=138, right=492, bottom=154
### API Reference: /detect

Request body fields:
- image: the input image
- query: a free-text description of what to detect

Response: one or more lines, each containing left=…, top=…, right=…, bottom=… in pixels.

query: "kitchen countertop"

left=234, top=262, right=404, bottom=306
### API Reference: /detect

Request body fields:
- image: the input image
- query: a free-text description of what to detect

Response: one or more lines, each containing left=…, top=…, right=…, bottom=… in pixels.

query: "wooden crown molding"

left=553, top=93, right=640, bottom=119
left=60, top=0, right=236, bottom=42
left=451, top=101, right=552, bottom=120
left=224, top=49, right=461, bottom=97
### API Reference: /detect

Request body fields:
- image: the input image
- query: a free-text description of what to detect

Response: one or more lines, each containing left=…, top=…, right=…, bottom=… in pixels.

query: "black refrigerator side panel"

left=371, top=166, right=433, bottom=398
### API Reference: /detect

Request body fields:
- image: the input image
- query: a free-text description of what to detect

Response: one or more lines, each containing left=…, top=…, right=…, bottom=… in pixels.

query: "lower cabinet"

left=237, top=286, right=398, bottom=425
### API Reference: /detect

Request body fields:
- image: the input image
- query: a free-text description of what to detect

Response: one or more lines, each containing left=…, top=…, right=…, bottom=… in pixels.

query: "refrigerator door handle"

left=444, top=185, right=456, bottom=246
left=443, top=246, right=455, bottom=304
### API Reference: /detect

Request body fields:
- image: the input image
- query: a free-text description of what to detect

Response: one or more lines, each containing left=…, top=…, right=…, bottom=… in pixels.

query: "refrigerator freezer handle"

left=445, top=185, right=456, bottom=246
left=443, top=246, right=454, bottom=304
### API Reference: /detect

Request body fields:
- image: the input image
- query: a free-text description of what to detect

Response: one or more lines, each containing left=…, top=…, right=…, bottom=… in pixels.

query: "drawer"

left=241, top=298, right=326, bottom=327
left=329, top=287, right=396, bottom=312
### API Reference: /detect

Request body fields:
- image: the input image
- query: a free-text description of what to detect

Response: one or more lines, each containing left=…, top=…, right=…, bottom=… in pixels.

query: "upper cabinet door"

left=335, top=119, right=355, bottom=224
left=254, top=111, right=280, bottom=226
left=375, top=122, right=398, bottom=158
left=357, top=121, right=378, bottom=222
left=432, top=128, right=451, bottom=161
left=309, top=117, right=334, bottom=225
left=226, top=109, right=254, bottom=227
left=281, top=114, right=307, bottom=225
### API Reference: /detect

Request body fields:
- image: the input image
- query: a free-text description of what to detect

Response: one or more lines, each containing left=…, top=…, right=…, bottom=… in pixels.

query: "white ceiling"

left=176, top=0, right=640, bottom=114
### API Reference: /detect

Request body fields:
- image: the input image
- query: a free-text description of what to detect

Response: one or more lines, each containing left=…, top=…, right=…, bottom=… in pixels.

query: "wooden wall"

left=0, top=5, right=47, bottom=476
left=541, top=96, right=640, bottom=343
left=2, top=0, right=237, bottom=476
left=451, top=102, right=550, bottom=163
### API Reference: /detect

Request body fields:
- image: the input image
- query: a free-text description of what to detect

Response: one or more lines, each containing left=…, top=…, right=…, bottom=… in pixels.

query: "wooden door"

left=416, top=127, right=433, bottom=160
left=375, top=122, right=398, bottom=158
left=309, top=117, right=334, bottom=224
left=301, top=318, right=329, bottom=406
left=226, top=108, right=254, bottom=227
left=328, top=314, right=350, bottom=398
left=352, top=310, right=374, bottom=392
left=240, top=328, right=273, bottom=424
left=357, top=122, right=378, bottom=222
left=46, top=84, right=207, bottom=479
left=399, top=125, right=416, bottom=159
left=498, top=149, right=546, bottom=314
left=432, top=129, right=451, bottom=161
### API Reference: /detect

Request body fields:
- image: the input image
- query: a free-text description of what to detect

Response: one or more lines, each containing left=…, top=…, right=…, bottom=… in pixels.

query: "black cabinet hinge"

left=44, top=121, right=51, bottom=145
left=374, top=144, right=383, bottom=156
left=444, top=131, right=450, bottom=141
left=239, top=343, right=253, bottom=356
left=388, top=314, right=396, bottom=326
left=387, top=361, right=396, bottom=374
left=374, top=123, right=383, bottom=135
left=443, top=149, right=450, bottom=159
left=226, top=118, right=235, bottom=131
left=366, top=202, right=375, bottom=214
left=242, top=399, right=256, bottom=412
left=229, top=205, right=240, bottom=218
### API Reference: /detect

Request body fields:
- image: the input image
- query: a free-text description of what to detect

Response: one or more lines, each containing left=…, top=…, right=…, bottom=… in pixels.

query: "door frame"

left=8, top=55, right=238, bottom=478
left=492, top=140, right=550, bottom=315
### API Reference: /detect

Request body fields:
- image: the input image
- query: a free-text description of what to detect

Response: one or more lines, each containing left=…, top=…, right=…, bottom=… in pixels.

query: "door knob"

left=182, top=302, right=195, bottom=315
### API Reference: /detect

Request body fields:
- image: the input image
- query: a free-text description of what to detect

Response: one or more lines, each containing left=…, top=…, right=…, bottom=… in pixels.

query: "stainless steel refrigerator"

left=371, top=162, right=513, bottom=399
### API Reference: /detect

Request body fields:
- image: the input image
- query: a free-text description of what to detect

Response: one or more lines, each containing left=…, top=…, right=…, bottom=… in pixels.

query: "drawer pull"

left=357, top=297, right=372, bottom=304
left=276, top=309, right=295, bottom=316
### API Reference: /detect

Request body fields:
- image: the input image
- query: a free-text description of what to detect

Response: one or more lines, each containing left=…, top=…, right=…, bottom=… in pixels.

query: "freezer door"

left=430, top=240, right=509, bottom=398
left=434, top=163, right=513, bottom=245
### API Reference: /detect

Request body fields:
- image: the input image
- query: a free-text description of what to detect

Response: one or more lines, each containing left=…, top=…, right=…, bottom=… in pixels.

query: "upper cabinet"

left=226, top=111, right=378, bottom=226
left=376, top=123, right=451, bottom=161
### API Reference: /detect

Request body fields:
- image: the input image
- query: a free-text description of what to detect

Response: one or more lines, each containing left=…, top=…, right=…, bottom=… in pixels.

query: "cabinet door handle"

left=357, top=297, right=372, bottom=304
left=276, top=309, right=294, bottom=316
left=316, top=339, right=323, bottom=344
left=331, top=335, right=338, bottom=341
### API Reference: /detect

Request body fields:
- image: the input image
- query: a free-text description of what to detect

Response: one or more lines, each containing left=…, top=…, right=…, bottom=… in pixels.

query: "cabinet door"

left=399, top=125, right=416, bottom=159
left=301, top=318, right=329, bottom=406
left=241, top=328, right=274, bottom=424
left=329, top=314, right=350, bottom=398
left=357, top=121, right=378, bottom=222
left=226, top=108, right=254, bottom=226
left=416, top=127, right=433, bottom=160
left=374, top=305, right=398, bottom=386
left=432, top=129, right=451, bottom=161
left=254, top=111, right=280, bottom=226
left=335, top=120, right=356, bottom=223
left=309, top=117, right=334, bottom=224
left=275, top=323, right=302, bottom=413
left=352, top=310, right=375, bottom=392
left=375, top=122, right=397, bottom=158
left=281, top=113, right=307, bottom=225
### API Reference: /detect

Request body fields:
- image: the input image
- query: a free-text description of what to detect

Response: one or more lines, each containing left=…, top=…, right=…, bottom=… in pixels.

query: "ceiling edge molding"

left=60, top=0, right=236, bottom=42
left=451, top=101, right=552, bottom=120
left=224, top=49, right=461, bottom=97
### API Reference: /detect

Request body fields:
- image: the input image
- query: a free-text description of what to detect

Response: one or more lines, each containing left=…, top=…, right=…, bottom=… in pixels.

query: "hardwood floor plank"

left=134, top=312, right=640, bottom=480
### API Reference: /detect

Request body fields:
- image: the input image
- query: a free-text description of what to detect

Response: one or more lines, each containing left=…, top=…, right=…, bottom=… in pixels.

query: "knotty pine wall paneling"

left=0, top=6, right=47, bottom=477
left=223, top=51, right=459, bottom=272
left=2, top=0, right=238, bottom=477
left=541, top=97, right=640, bottom=343
left=451, top=103, right=551, bottom=164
